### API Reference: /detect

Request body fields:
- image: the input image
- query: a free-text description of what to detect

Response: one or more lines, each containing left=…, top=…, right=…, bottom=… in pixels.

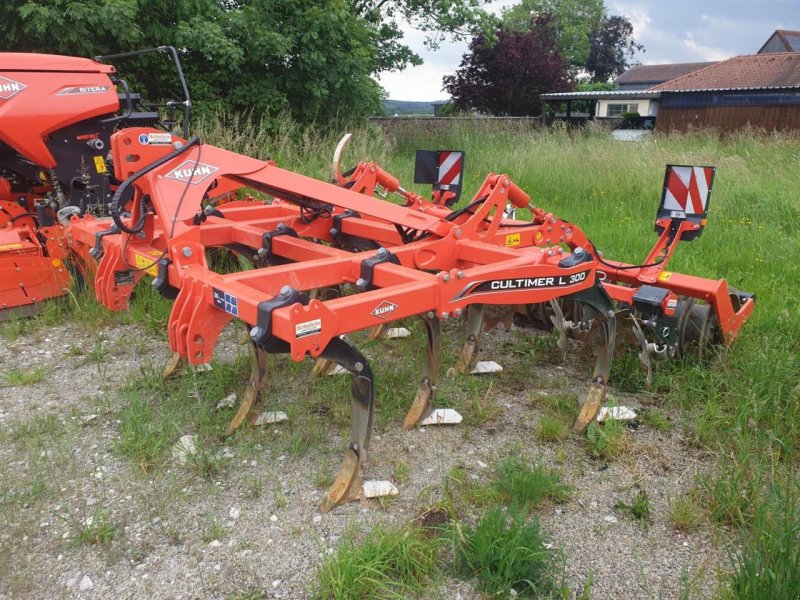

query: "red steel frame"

left=70, top=128, right=605, bottom=364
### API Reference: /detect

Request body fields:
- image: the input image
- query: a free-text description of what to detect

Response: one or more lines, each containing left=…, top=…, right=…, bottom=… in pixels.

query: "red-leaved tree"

left=443, top=16, right=572, bottom=116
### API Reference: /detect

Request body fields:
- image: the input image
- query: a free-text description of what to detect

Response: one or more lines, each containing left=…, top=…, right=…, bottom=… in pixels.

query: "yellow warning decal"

left=0, top=243, right=23, bottom=251
left=505, top=233, right=521, bottom=247
left=134, top=253, right=159, bottom=277
left=93, top=155, right=107, bottom=174
left=658, top=271, right=672, bottom=282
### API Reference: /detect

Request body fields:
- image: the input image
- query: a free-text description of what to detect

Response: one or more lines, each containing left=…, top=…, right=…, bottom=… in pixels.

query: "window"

left=607, top=103, right=639, bottom=117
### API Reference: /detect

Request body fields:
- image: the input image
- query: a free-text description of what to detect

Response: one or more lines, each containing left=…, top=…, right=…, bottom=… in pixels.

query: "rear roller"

left=319, top=337, right=375, bottom=512
left=402, top=313, right=441, bottom=429
left=676, top=298, right=721, bottom=361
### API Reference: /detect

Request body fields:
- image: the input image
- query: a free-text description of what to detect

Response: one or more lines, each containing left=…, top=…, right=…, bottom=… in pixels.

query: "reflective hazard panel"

left=656, top=165, right=715, bottom=241
left=414, top=149, right=465, bottom=207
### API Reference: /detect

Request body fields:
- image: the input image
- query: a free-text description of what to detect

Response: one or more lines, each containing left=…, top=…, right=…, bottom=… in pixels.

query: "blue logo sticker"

left=212, top=288, right=238, bottom=316
left=138, top=133, right=149, bottom=145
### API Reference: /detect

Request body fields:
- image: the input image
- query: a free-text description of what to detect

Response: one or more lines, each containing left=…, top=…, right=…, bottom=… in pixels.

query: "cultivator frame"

left=70, top=127, right=620, bottom=509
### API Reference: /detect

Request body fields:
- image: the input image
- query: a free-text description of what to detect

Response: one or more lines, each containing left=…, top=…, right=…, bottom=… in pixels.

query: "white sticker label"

left=295, top=319, right=322, bottom=338
left=139, top=132, right=172, bottom=145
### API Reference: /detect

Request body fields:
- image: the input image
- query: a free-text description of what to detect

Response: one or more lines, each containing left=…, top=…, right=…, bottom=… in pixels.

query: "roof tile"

left=614, top=62, right=717, bottom=84
left=649, top=53, right=800, bottom=91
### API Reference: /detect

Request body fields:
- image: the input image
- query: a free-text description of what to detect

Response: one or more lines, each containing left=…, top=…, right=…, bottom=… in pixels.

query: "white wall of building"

left=596, top=98, right=656, bottom=117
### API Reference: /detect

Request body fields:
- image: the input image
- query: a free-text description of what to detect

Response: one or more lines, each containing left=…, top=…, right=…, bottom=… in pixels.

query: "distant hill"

left=382, top=99, right=444, bottom=116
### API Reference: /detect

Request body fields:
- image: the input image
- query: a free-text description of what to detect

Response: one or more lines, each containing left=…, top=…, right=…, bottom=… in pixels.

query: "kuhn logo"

left=0, top=76, right=26, bottom=100
left=58, top=86, right=110, bottom=95
left=165, top=160, right=219, bottom=185
left=370, top=301, right=398, bottom=319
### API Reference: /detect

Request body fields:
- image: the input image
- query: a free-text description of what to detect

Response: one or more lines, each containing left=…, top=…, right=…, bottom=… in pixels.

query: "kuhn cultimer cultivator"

left=67, top=127, right=753, bottom=511
left=0, top=48, right=190, bottom=317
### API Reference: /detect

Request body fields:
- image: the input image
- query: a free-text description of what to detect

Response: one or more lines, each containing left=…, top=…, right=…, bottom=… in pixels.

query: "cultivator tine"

left=318, top=337, right=375, bottom=512
left=403, top=314, right=441, bottom=429
left=628, top=314, right=653, bottom=386
left=566, top=282, right=616, bottom=433
left=225, top=343, right=269, bottom=435
left=367, top=324, right=388, bottom=341
left=549, top=299, right=570, bottom=361
left=162, top=352, right=184, bottom=379
left=456, top=305, right=485, bottom=373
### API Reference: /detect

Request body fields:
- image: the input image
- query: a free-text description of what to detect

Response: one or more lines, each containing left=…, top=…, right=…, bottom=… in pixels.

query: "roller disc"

left=677, top=299, right=721, bottom=361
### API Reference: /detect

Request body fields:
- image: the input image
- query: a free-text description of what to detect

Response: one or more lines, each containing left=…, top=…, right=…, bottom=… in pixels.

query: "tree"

left=0, top=0, right=493, bottom=123
left=500, top=0, right=643, bottom=81
left=443, top=17, right=572, bottom=117
left=586, top=15, right=644, bottom=82
left=501, top=0, right=604, bottom=73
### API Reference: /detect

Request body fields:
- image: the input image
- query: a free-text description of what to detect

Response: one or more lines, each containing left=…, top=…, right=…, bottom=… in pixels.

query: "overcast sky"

left=377, top=0, right=800, bottom=101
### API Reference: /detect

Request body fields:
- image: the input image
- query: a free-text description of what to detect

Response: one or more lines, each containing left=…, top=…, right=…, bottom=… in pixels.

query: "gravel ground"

left=0, top=321, right=724, bottom=599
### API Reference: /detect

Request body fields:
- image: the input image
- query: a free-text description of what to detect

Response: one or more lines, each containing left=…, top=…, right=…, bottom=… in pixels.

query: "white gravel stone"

left=79, top=575, right=94, bottom=591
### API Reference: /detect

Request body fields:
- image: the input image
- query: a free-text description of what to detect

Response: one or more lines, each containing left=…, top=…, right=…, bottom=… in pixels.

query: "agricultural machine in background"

left=66, top=124, right=753, bottom=511
left=0, top=47, right=190, bottom=317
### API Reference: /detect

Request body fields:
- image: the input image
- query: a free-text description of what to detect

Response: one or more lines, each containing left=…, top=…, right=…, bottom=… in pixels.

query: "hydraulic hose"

left=110, top=136, right=201, bottom=234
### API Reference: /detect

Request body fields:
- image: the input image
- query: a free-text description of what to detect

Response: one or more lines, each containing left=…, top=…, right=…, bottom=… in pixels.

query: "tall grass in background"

left=191, top=116, right=800, bottom=594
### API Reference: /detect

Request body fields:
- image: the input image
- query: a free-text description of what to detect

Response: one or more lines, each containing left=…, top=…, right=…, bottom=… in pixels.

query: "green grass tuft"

left=452, top=506, right=565, bottom=598
left=586, top=420, right=629, bottom=461
left=492, top=458, right=571, bottom=509
left=615, top=489, right=651, bottom=527
left=315, top=525, right=440, bottom=600
left=2, top=367, right=46, bottom=387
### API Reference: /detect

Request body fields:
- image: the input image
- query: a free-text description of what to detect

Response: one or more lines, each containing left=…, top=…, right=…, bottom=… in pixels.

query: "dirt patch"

left=0, top=321, right=723, bottom=599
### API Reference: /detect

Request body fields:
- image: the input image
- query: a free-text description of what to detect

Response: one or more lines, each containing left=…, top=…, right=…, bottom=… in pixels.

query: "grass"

left=452, top=507, right=565, bottom=598
left=614, top=489, right=651, bottom=527
left=2, top=367, right=46, bottom=386
left=491, top=458, right=571, bottom=509
left=723, top=480, right=800, bottom=599
left=667, top=494, right=705, bottom=532
left=314, top=525, right=440, bottom=599
left=585, top=420, right=629, bottom=461
left=65, top=508, right=117, bottom=546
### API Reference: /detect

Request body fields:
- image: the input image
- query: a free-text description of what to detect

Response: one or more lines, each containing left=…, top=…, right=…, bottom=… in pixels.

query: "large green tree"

left=0, top=0, right=493, bottom=123
left=500, top=0, right=642, bottom=82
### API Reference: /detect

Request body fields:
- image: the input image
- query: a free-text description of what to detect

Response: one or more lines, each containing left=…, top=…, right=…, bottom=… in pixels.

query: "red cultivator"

left=67, top=127, right=753, bottom=511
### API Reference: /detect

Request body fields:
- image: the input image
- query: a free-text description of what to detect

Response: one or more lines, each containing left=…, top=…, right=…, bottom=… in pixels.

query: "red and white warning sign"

left=662, top=166, right=714, bottom=216
left=437, top=151, right=464, bottom=187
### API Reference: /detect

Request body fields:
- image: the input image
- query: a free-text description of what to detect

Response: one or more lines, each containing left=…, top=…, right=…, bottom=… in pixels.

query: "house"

left=542, top=28, right=800, bottom=131
left=650, top=52, right=800, bottom=132
left=541, top=62, right=714, bottom=119
left=614, top=62, right=717, bottom=90
left=758, top=29, right=800, bottom=53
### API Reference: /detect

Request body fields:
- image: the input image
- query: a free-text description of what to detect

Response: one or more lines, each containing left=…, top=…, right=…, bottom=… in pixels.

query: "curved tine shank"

left=455, top=304, right=485, bottom=374
left=403, top=314, right=442, bottom=430
left=569, top=283, right=616, bottom=433
left=318, top=337, right=375, bottom=512
left=366, top=323, right=388, bottom=341
left=225, top=343, right=270, bottom=436
left=162, top=351, right=184, bottom=379
left=628, top=314, right=653, bottom=386
left=548, top=299, right=570, bottom=361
